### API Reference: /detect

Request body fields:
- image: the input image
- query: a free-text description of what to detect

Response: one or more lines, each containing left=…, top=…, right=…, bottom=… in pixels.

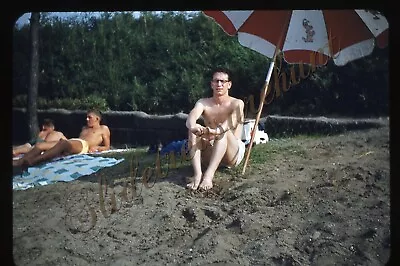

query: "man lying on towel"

left=13, top=109, right=111, bottom=169
left=13, top=118, right=67, bottom=157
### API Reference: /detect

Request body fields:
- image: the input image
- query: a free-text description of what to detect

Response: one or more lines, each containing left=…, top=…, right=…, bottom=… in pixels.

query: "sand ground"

left=12, top=121, right=391, bottom=265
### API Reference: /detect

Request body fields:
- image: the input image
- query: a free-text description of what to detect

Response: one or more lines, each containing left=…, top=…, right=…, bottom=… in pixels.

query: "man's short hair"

left=212, top=67, right=232, bottom=81
left=87, top=109, right=102, bottom=120
left=42, top=118, right=55, bottom=128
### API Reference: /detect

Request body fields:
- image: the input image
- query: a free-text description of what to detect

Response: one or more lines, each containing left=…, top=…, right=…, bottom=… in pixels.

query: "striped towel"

left=13, top=154, right=124, bottom=190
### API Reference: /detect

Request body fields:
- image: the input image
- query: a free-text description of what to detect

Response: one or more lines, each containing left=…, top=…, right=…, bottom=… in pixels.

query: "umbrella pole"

left=241, top=56, right=276, bottom=175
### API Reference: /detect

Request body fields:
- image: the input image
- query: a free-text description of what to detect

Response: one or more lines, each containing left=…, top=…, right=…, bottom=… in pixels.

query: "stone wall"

left=12, top=109, right=387, bottom=147
left=260, top=115, right=388, bottom=137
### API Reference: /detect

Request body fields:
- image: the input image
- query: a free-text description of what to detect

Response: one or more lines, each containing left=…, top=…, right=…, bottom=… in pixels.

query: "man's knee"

left=188, top=136, right=206, bottom=150
left=23, top=143, right=32, bottom=148
left=55, top=139, right=69, bottom=149
left=35, top=142, right=46, bottom=150
left=187, top=134, right=196, bottom=144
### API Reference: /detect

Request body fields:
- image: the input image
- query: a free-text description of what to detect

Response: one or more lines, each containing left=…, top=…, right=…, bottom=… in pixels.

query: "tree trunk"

left=27, top=12, right=40, bottom=140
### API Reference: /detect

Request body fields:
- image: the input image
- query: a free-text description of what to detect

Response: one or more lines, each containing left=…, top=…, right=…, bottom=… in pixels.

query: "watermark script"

left=64, top=142, right=204, bottom=232
left=64, top=39, right=342, bottom=231
left=244, top=35, right=341, bottom=117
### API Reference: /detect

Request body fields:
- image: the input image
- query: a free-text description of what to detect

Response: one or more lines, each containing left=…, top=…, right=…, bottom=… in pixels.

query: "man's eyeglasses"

left=212, top=79, right=230, bottom=84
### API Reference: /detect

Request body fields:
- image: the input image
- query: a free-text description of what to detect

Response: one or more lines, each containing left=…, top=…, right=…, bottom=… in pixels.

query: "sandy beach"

left=11, top=121, right=390, bottom=265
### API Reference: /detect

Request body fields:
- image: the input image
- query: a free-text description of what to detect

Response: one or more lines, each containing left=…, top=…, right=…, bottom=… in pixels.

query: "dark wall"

left=260, top=115, right=387, bottom=137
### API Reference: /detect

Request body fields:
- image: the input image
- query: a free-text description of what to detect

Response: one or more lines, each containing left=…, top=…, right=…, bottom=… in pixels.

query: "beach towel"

left=12, top=148, right=132, bottom=161
left=13, top=154, right=124, bottom=191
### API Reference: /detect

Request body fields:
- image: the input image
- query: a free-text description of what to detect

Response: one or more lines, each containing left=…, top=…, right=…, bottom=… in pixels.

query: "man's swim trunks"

left=69, top=138, right=89, bottom=154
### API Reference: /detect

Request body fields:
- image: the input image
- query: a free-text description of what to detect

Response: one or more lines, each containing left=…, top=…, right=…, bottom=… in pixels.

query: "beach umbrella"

left=202, top=10, right=389, bottom=174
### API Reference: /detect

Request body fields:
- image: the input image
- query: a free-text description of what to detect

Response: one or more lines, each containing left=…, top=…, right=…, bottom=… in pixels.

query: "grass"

left=245, top=135, right=309, bottom=165
left=97, top=147, right=192, bottom=178
left=97, top=135, right=314, bottom=180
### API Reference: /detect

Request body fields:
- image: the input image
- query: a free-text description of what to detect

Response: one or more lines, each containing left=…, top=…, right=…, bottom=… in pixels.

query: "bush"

left=12, top=94, right=109, bottom=111
left=12, top=94, right=28, bottom=107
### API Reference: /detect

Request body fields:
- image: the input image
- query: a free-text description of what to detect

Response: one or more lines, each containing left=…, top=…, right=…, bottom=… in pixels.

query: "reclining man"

left=186, top=67, right=245, bottom=191
left=13, top=118, right=67, bottom=157
left=13, top=109, right=110, bottom=169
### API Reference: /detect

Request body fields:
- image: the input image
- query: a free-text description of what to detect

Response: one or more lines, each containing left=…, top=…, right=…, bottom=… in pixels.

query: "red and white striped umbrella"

left=202, top=10, right=389, bottom=174
left=203, top=10, right=388, bottom=66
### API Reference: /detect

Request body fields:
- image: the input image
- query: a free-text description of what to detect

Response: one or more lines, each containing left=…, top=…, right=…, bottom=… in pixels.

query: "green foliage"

left=13, top=11, right=389, bottom=117
left=12, top=95, right=28, bottom=107
left=13, top=94, right=109, bottom=111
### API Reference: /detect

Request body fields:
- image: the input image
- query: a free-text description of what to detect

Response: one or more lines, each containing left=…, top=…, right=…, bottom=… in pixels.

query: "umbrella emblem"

left=302, top=19, right=315, bottom=43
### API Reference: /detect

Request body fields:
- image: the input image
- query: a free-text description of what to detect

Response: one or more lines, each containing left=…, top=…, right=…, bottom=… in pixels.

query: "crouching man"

left=186, top=67, right=245, bottom=191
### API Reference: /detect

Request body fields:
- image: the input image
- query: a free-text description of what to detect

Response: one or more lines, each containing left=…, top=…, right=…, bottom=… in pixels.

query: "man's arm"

left=230, top=99, right=245, bottom=139
left=90, top=125, right=111, bottom=152
left=186, top=99, right=206, bottom=136
left=46, top=131, right=67, bottom=142
left=38, top=130, right=47, bottom=140
left=100, top=125, right=111, bottom=151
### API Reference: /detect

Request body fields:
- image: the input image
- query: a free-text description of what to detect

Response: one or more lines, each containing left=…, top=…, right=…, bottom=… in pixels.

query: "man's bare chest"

left=81, top=128, right=101, bottom=138
left=203, top=107, right=232, bottom=125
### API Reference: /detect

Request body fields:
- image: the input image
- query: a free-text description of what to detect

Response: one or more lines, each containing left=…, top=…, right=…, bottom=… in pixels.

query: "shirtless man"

left=12, top=118, right=67, bottom=157
left=13, top=110, right=111, bottom=168
left=186, top=67, right=245, bottom=191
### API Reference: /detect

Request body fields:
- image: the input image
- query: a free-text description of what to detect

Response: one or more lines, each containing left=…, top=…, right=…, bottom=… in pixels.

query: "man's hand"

left=88, top=146, right=99, bottom=153
left=190, top=124, right=208, bottom=137
left=205, top=125, right=225, bottom=140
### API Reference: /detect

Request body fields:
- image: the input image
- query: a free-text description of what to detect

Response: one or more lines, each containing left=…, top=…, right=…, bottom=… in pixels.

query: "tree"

left=27, top=12, right=40, bottom=139
left=12, top=12, right=388, bottom=117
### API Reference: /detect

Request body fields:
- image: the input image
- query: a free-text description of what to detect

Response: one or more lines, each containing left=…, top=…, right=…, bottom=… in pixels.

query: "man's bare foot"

left=186, top=175, right=202, bottom=190
left=13, top=158, right=30, bottom=175
left=199, top=175, right=213, bottom=190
